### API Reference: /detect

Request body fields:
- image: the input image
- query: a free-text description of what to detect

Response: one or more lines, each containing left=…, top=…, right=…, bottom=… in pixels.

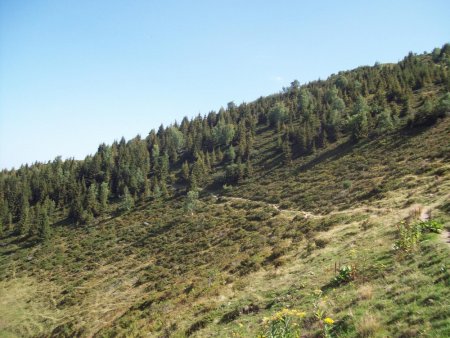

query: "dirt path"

left=213, top=194, right=396, bottom=220
left=441, top=230, right=450, bottom=245
left=211, top=193, right=450, bottom=248
left=212, top=194, right=319, bottom=220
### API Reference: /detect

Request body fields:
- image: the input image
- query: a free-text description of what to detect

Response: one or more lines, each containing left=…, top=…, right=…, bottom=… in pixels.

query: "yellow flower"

left=292, top=310, right=306, bottom=318
left=324, top=317, right=334, bottom=325
left=313, top=289, right=323, bottom=296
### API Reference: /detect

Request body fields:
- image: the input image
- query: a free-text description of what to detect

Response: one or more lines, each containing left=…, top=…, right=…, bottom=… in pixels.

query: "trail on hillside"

left=212, top=194, right=444, bottom=229
left=210, top=194, right=319, bottom=220
left=212, top=194, right=391, bottom=221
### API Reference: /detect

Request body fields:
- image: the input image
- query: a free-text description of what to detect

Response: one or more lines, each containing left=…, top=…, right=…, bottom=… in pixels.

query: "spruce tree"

left=86, top=184, right=99, bottom=216
left=226, top=146, right=236, bottom=163
left=181, top=161, right=190, bottom=182
left=18, top=201, right=30, bottom=236
left=120, top=186, right=134, bottom=211
left=38, top=207, right=52, bottom=242
left=282, top=138, right=292, bottom=166
left=99, top=182, right=109, bottom=214
left=376, top=109, right=395, bottom=134
left=184, top=190, right=199, bottom=216
left=8, top=212, right=13, bottom=232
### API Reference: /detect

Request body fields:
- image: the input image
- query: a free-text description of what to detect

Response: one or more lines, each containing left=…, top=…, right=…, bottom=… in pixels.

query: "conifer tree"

left=226, top=146, right=236, bottom=163
left=184, top=190, right=199, bottom=216
left=349, top=95, right=370, bottom=141
left=120, top=186, right=134, bottom=211
left=181, top=161, right=190, bottom=182
left=190, top=156, right=205, bottom=189
left=216, top=148, right=224, bottom=163
left=143, top=177, right=151, bottom=199
left=18, top=198, right=30, bottom=236
left=153, top=181, right=162, bottom=199
left=99, top=182, right=109, bottom=214
left=282, top=137, right=292, bottom=166
left=245, top=160, right=253, bottom=178
left=376, top=109, right=395, bottom=134
left=70, top=189, right=84, bottom=225
left=39, top=207, right=52, bottom=242
left=8, top=212, right=13, bottom=232
left=86, top=184, right=99, bottom=216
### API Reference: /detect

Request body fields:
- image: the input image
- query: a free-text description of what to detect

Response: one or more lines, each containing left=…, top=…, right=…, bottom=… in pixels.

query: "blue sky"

left=1, top=0, right=449, bottom=169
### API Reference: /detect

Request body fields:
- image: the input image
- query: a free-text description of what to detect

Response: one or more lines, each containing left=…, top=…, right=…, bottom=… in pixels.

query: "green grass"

left=1, top=118, right=449, bottom=337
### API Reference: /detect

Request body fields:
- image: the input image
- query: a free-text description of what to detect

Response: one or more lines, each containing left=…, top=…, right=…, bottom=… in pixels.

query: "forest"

left=1, top=45, right=449, bottom=240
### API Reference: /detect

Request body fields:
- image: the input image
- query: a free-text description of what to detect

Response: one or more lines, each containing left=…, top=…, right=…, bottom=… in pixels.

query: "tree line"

left=1, top=44, right=449, bottom=241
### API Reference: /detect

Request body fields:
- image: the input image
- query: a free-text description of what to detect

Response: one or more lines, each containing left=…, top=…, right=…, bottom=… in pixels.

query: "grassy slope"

left=1, top=118, right=450, bottom=337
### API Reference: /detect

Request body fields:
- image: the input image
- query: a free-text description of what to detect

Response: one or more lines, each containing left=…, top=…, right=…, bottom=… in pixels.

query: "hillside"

left=1, top=46, right=450, bottom=337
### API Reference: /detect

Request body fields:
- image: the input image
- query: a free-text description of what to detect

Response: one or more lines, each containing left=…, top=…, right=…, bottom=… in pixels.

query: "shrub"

left=314, top=238, right=330, bottom=249
left=418, top=220, right=444, bottom=233
left=261, top=308, right=306, bottom=338
left=393, top=221, right=421, bottom=252
left=342, top=180, right=352, bottom=190
left=393, top=220, right=443, bottom=253
left=332, top=265, right=354, bottom=286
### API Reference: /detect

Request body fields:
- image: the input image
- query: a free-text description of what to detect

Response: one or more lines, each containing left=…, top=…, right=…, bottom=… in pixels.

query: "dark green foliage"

left=212, top=119, right=235, bottom=146
left=120, top=187, right=134, bottom=212
left=184, top=190, right=199, bottom=216
left=18, top=198, right=30, bottom=236
left=348, top=95, right=370, bottom=141
left=99, top=182, right=109, bottom=214
left=418, top=220, right=444, bottom=233
left=268, top=102, right=289, bottom=127
left=181, top=161, right=190, bottom=182
left=38, top=207, right=52, bottom=242
left=225, top=146, right=236, bottom=163
left=376, top=109, right=395, bottom=134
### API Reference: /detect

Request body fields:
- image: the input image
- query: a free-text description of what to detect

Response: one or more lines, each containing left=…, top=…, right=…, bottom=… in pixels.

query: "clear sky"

left=1, top=0, right=449, bottom=169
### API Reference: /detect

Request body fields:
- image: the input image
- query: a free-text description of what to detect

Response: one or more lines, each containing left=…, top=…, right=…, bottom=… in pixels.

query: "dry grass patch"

left=357, top=284, right=374, bottom=301
left=356, top=313, right=382, bottom=338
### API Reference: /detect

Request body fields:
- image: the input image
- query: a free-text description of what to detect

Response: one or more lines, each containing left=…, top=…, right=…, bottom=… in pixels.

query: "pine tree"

left=86, top=183, right=99, bottom=216
left=153, top=181, right=161, bottom=199
left=184, top=190, right=199, bottom=216
left=39, top=207, right=52, bottom=242
left=181, top=161, right=190, bottom=182
left=18, top=199, right=30, bottom=236
left=349, top=95, right=370, bottom=141
left=143, top=177, right=151, bottom=199
left=120, top=186, right=134, bottom=211
left=216, top=148, right=224, bottom=163
left=70, top=189, right=84, bottom=225
left=349, top=110, right=369, bottom=141
left=226, top=146, right=236, bottom=163
left=282, top=137, right=292, bottom=166
left=8, top=212, right=13, bottom=232
left=99, top=182, right=109, bottom=214
left=190, top=156, right=205, bottom=189
left=376, top=109, right=395, bottom=134
left=245, top=160, right=253, bottom=178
